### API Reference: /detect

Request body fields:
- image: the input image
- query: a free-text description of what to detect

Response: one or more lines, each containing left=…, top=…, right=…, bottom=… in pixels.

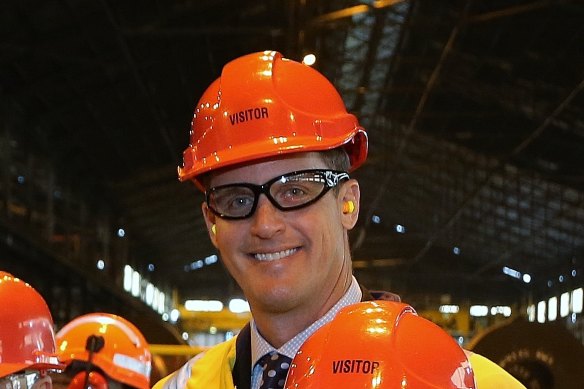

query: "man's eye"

left=285, top=187, right=307, bottom=197
left=229, top=196, right=253, bottom=209
left=275, top=185, right=311, bottom=202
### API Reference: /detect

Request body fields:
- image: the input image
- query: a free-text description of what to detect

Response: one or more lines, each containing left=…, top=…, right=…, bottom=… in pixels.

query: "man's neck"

left=253, top=270, right=353, bottom=348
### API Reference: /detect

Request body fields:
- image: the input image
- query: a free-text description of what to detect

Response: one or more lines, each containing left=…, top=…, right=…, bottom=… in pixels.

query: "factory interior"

left=2, top=0, right=584, bottom=387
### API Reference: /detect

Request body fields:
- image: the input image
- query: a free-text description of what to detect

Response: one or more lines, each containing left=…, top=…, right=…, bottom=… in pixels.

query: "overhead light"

left=439, top=305, right=459, bottom=314
left=503, top=266, right=531, bottom=283
left=548, top=297, right=557, bottom=321
left=502, top=266, right=521, bottom=279
left=229, top=298, right=250, bottom=313
left=560, top=292, right=569, bottom=317
left=537, top=301, right=546, bottom=323
left=145, top=284, right=154, bottom=305
left=170, top=309, right=180, bottom=323
left=184, top=299, right=223, bottom=312
left=185, top=254, right=218, bottom=272
left=123, top=265, right=132, bottom=291
left=302, top=54, right=316, bottom=66
left=527, top=304, right=535, bottom=322
left=157, top=291, right=166, bottom=314
left=572, top=288, right=583, bottom=313
left=490, top=306, right=511, bottom=317
left=131, top=270, right=140, bottom=297
left=469, top=305, right=488, bottom=317
left=205, top=255, right=218, bottom=265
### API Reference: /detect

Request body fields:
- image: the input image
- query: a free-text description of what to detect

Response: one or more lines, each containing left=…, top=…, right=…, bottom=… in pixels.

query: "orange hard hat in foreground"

left=285, top=301, right=476, bottom=388
left=0, top=271, right=64, bottom=378
left=178, top=50, right=368, bottom=190
left=56, top=313, right=151, bottom=389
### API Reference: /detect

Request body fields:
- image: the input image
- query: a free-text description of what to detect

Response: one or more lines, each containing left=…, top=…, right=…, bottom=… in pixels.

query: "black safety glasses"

left=206, top=169, right=350, bottom=220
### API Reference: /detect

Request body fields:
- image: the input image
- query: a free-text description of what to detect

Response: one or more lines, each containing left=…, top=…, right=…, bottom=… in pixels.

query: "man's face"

left=202, top=152, right=359, bottom=317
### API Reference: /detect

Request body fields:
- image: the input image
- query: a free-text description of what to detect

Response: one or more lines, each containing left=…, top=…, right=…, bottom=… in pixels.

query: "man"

left=155, top=51, right=524, bottom=388
left=0, top=271, right=64, bottom=389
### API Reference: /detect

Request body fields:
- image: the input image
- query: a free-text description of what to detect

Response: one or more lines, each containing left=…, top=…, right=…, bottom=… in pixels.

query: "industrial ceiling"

left=2, top=0, right=583, bottom=311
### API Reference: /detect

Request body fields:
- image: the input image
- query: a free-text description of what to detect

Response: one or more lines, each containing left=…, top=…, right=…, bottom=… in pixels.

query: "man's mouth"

left=253, top=248, right=298, bottom=261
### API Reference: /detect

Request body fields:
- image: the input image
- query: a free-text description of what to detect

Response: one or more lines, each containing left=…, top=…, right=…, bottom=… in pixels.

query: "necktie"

left=258, top=351, right=292, bottom=389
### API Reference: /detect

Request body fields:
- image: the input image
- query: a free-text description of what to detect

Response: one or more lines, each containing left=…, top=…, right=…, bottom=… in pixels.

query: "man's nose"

left=249, top=195, right=285, bottom=238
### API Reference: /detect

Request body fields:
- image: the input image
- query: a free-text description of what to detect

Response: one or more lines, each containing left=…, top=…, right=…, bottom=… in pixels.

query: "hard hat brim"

left=179, top=127, right=367, bottom=190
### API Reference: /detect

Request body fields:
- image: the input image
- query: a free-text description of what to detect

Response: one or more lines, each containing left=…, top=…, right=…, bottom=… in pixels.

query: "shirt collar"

left=250, top=276, right=362, bottom=369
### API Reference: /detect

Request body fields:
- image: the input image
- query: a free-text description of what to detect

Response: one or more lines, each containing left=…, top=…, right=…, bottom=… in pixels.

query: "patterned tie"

left=258, top=351, right=292, bottom=389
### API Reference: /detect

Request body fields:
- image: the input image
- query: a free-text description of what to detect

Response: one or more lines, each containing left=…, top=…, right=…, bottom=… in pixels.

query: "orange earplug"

left=343, top=200, right=355, bottom=214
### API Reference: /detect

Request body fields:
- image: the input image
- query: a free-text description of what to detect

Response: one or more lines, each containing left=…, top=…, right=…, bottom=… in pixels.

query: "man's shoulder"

left=152, top=337, right=239, bottom=389
left=358, top=282, right=401, bottom=302
left=369, top=290, right=401, bottom=302
left=467, top=351, right=526, bottom=388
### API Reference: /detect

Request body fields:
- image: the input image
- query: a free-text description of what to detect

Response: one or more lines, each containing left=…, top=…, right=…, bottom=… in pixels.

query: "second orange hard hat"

left=285, top=301, right=476, bottom=388
left=56, top=313, right=151, bottom=389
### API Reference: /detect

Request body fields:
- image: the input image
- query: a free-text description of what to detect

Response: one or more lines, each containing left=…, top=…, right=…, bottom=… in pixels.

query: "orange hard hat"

left=285, top=301, right=476, bottom=388
left=178, top=50, right=368, bottom=190
left=0, top=271, right=64, bottom=377
left=56, top=313, right=151, bottom=389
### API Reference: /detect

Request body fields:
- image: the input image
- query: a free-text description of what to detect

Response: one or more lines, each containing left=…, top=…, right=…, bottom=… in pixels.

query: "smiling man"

left=154, top=50, right=524, bottom=389
left=156, top=50, right=368, bottom=389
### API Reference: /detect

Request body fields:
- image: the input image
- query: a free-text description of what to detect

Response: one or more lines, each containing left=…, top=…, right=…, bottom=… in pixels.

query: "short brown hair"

left=319, top=147, right=350, bottom=171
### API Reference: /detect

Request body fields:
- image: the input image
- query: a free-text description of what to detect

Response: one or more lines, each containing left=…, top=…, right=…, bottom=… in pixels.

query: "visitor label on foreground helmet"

left=332, top=359, right=380, bottom=374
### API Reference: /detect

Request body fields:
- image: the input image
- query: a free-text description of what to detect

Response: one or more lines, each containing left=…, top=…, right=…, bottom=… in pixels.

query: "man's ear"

left=202, top=202, right=218, bottom=247
left=339, top=179, right=360, bottom=229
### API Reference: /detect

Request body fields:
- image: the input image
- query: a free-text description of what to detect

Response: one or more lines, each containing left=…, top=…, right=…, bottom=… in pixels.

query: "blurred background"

left=2, top=0, right=583, bottom=386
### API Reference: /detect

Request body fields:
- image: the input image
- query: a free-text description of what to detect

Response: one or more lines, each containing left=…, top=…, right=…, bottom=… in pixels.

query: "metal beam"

left=310, top=0, right=405, bottom=25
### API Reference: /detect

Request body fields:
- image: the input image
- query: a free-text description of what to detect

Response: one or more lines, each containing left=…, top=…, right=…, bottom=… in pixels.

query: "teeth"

left=254, top=248, right=297, bottom=261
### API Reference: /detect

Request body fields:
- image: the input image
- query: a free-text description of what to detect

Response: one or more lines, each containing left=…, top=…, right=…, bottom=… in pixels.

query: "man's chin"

left=253, top=289, right=306, bottom=314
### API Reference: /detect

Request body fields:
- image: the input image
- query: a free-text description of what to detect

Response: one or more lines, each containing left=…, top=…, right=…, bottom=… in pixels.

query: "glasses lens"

left=270, top=171, right=327, bottom=209
left=209, top=186, right=255, bottom=218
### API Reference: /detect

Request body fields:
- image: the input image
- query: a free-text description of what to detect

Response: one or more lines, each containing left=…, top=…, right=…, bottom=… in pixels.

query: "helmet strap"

left=83, top=335, right=105, bottom=389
